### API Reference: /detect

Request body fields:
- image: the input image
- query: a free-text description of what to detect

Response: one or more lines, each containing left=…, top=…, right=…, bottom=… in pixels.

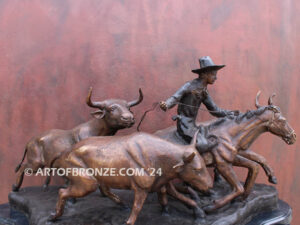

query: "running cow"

left=48, top=131, right=213, bottom=225
left=13, top=87, right=143, bottom=191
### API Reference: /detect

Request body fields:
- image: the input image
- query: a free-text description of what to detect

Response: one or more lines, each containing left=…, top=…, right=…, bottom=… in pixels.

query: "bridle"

left=265, top=106, right=296, bottom=143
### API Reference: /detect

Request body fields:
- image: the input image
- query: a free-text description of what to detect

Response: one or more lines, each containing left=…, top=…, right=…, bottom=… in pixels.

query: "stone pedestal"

left=8, top=182, right=279, bottom=225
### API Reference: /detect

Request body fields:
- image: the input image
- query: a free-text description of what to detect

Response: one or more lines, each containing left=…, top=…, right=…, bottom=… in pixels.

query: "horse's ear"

left=268, top=93, right=276, bottom=105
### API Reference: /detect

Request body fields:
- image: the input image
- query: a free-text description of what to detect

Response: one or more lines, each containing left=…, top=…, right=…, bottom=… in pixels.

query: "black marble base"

left=6, top=182, right=284, bottom=225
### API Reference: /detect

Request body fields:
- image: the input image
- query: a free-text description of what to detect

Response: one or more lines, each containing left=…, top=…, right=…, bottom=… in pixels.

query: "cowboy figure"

left=160, top=56, right=239, bottom=152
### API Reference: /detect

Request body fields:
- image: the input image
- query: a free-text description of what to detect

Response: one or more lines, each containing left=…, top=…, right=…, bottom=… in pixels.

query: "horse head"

left=255, top=91, right=296, bottom=145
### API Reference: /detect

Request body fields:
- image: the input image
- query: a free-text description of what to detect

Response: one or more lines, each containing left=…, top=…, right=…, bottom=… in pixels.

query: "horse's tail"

left=15, top=148, right=28, bottom=173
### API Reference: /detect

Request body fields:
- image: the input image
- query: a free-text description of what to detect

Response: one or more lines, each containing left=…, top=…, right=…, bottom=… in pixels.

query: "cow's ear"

left=183, top=152, right=195, bottom=164
left=91, top=109, right=105, bottom=119
left=173, top=161, right=184, bottom=173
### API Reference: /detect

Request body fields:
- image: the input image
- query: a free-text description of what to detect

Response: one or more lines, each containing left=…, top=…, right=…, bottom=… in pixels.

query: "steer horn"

left=255, top=91, right=262, bottom=109
left=191, top=129, right=200, bottom=146
left=86, top=87, right=106, bottom=109
left=268, top=93, right=276, bottom=105
left=128, top=88, right=143, bottom=107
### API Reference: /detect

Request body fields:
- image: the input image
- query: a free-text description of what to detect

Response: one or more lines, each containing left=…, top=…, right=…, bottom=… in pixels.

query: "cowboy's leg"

left=176, top=117, right=196, bottom=143
left=195, top=126, right=218, bottom=153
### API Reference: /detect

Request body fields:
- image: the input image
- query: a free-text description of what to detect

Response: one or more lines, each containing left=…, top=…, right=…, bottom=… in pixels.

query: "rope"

left=137, top=102, right=159, bottom=131
left=136, top=101, right=222, bottom=131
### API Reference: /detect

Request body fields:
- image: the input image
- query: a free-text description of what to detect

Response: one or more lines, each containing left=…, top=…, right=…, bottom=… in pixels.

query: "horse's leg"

left=203, top=152, right=244, bottom=213
left=172, top=182, right=190, bottom=194
left=233, top=155, right=259, bottom=198
left=166, top=182, right=206, bottom=217
left=238, top=150, right=277, bottom=184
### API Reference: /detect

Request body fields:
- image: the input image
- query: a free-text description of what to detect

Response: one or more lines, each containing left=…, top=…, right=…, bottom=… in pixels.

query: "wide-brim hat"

left=192, top=56, right=225, bottom=74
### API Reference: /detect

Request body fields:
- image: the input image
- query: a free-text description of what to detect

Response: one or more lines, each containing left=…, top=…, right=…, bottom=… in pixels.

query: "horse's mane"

left=235, top=106, right=269, bottom=124
left=206, top=106, right=269, bottom=130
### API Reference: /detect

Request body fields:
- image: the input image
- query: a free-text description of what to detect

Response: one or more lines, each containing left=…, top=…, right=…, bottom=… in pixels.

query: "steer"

left=13, top=87, right=143, bottom=192
left=48, top=131, right=213, bottom=225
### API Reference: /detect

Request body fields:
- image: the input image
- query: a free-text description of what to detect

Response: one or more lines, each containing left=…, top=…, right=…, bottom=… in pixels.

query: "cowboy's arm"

left=160, top=82, right=191, bottom=110
left=203, top=91, right=232, bottom=117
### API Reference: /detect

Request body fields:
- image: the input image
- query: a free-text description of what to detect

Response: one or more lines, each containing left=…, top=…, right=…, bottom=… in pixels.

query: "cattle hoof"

left=161, top=206, right=169, bottom=216
left=269, top=176, right=277, bottom=184
left=12, top=184, right=19, bottom=192
left=67, top=198, right=77, bottom=204
left=120, top=203, right=131, bottom=212
left=42, top=185, right=49, bottom=192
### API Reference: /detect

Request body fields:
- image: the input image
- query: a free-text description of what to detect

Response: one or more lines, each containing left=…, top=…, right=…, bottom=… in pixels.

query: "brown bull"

left=12, top=87, right=143, bottom=192
left=48, top=131, right=213, bottom=225
left=155, top=92, right=296, bottom=212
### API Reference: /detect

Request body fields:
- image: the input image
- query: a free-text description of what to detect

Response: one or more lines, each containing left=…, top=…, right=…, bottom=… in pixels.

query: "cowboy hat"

left=192, top=56, right=225, bottom=74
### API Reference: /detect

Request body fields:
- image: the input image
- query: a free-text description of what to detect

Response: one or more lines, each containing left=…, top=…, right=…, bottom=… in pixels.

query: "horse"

left=154, top=92, right=296, bottom=212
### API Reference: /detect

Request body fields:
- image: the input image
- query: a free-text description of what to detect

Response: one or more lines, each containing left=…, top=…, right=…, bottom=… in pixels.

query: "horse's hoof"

left=194, top=207, right=206, bottom=218
left=12, top=184, right=19, bottom=192
left=195, top=217, right=206, bottom=225
left=47, top=212, right=58, bottom=222
left=203, top=204, right=217, bottom=213
left=269, top=176, right=277, bottom=184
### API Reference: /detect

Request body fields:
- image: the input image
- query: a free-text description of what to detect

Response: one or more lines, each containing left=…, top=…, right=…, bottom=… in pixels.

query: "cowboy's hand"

left=225, top=111, right=235, bottom=119
left=159, top=101, right=168, bottom=111
left=231, top=110, right=240, bottom=116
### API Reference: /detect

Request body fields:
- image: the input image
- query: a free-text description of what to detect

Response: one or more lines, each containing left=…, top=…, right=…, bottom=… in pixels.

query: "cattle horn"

left=191, top=129, right=200, bottom=147
left=128, top=88, right=143, bottom=107
left=268, top=93, right=276, bottom=105
left=255, top=91, right=261, bottom=109
left=86, top=87, right=105, bottom=109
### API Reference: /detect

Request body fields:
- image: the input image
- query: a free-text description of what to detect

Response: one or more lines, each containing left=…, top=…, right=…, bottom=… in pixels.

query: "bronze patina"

left=47, top=131, right=213, bottom=225
left=160, top=56, right=239, bottom=152
left=156, top=92, right=296, bottom=212
left=12, top=88, right=143, bottom=192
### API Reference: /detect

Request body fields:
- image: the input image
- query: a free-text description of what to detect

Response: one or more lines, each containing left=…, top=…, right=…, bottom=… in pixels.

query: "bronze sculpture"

left=9, top=56, right=297, bottom=225
left=12, top=87, right=143, bottom=192
left=47, top=131, right=213, bottom=225
left=156, top=92, right=296, bottom=212
left=160, top=56, right=239, bottom=152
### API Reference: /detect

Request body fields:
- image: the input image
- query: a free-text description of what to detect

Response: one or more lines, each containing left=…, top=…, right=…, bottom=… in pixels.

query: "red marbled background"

left=0, top=0, right=299, bottom=224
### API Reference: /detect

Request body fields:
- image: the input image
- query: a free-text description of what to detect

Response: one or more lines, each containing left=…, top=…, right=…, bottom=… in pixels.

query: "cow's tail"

left=15, top=148, right=28, bottom=173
